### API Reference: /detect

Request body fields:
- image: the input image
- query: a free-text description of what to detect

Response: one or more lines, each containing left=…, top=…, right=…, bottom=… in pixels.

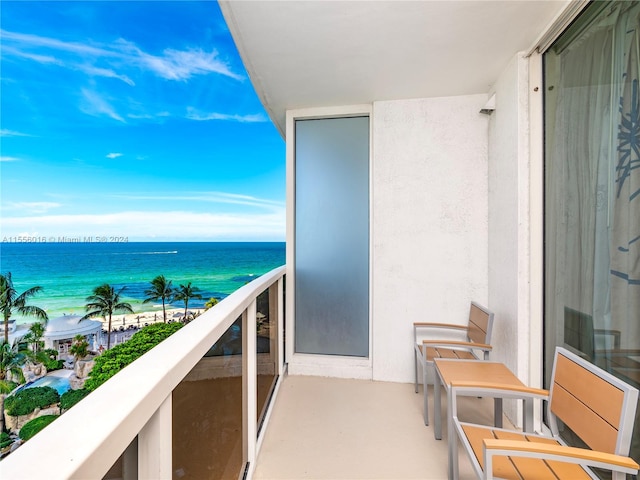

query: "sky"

left=0, top=1, right=285, bottom=242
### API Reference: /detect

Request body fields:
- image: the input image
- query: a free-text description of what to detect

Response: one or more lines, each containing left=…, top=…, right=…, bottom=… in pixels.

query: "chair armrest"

left=595, top=348, right=640, bottom=356
left=594, top=328, right=621, bottom=349
left=422, top=340, right=492, bottom=351
left=413, top=322, right=468, bottom=331
left=450, top=381, right=549, bottom=400
left=483, top=439, right=640, bottom=479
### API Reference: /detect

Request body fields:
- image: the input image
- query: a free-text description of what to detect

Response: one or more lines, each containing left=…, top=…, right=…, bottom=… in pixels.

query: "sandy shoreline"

left=98, top=307, right=205, bottom=331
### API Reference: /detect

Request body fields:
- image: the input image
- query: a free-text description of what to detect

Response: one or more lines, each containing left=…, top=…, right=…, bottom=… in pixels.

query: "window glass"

left=544, top=0, right=640, bottom=465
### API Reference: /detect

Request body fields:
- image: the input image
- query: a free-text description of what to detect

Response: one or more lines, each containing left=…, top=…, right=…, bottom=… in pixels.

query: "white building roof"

left=44, top=315, right=102, bottom=341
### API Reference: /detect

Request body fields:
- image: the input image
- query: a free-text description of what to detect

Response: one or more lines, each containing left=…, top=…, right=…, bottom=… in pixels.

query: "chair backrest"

left=563, top=306, right=595, bottom=360
left=466, top=301, right=494, bottom=345
left=548, top=347, right=639, bottom=456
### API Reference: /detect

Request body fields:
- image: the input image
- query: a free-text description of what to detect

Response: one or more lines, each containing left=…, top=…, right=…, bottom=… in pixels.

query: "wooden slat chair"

left=448, top=346, right=639, bottom=480
left=414, top=301, right=494, bottom=425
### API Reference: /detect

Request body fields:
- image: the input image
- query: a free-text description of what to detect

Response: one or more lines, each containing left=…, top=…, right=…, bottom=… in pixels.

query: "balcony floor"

left=254, top=375, right=513, bottom=479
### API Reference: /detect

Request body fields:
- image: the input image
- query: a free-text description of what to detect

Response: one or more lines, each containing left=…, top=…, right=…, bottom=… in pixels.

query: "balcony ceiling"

left=219, top=0, right=569, bottom=136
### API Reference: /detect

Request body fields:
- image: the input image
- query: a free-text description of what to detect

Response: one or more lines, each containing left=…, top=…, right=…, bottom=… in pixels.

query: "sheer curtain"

left=544, top=0, right=640, bottom=464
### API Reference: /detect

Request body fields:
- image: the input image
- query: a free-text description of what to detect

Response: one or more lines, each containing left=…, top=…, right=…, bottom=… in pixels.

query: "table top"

left=433, top=358, right=524, bottom=388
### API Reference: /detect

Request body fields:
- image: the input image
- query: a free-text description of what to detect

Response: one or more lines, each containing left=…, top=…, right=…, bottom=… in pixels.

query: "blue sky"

left=0, top=1, right=285, bottom=242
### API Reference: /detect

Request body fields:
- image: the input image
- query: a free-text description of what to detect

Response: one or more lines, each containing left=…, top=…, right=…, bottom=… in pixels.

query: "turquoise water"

left=14, top=375, right=71, bottom=396
left=0, top=242, right=285, bottom=322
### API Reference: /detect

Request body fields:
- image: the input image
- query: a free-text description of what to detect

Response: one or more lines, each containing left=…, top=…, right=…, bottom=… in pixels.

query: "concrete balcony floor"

left=254, top=375, right=513, bottom=480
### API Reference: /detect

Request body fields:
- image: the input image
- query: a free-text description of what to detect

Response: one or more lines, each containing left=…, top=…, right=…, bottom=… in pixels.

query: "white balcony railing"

left=0, top=265, right=286, bottom=479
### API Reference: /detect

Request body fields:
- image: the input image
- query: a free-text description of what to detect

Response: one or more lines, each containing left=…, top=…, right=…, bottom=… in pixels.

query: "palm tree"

left=83, top=284, right=133, bottom=350
left=69, top=334, right=89, bottom=363
left=173, top=282, right=203, bottom=320
left=0, top=272, right=48, bottom=343
left=0, top=339, right=30, bottom=432
left=0, top=339, right=27, bottom=393
left=143, top=275, right=174, bottom=323
left=22, top=322, right=46, bottom=353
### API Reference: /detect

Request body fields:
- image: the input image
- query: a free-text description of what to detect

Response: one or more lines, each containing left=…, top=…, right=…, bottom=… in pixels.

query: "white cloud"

left=1, top=130, right=31, bottom=137
left=106, top=153, right=123, bottom=159
left=3, top=202, right=62, bottom=214
left=1, top=44, right=66, bottom=65
left=1, top=29, right=243, bottom=82
left=186, top=108, right=267, bottom=123
left=0, top=30, right=115, bottom=57
left=112, top=191, right=284, bottom=210
left=127, top=111, right=170, bottom=120
left=0, top=210, right=285, bottom=241
left=76, top=64, right=135, bottom=86
left=0, top=156, right=20, bottom=162
left=80, top=89, right=124, bottom=122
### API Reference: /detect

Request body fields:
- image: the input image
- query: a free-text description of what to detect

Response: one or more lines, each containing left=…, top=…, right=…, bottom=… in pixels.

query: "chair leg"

left=423, top=360, right=429, bottom=426
left=414, top=351, right=419, bottom=394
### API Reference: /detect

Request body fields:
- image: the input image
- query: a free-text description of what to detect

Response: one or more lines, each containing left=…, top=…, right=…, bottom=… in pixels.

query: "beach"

left=99, top=307, right=206, bottom=332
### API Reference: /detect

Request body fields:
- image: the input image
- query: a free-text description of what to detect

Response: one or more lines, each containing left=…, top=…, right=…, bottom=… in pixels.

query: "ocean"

left=0, top=242, right=285, bottom=323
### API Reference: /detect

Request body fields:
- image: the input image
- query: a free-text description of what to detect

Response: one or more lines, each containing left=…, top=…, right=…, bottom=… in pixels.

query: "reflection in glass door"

left=544, top=0, right=640, bottom=466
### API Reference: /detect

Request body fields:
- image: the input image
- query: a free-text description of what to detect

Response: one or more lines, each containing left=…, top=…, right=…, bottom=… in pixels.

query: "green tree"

left=83, top=284, right=133, bottom=350
left=19, top=415, right=58, bottom=441
left=60, top=388, right=89, bottom=411
left=0, top=339, right=27, bottom=393
left=0, top=272, right=48, bottom=343
left=69, top=334, right=89, bottom=363
left=4, top=386, right=59, bottom=416
left=143, top=275, right=174, bottom=323
left=22, top=322, right=46, bottom=353
left=204, top=297, right=219, bottom=310
left=85, top=322, right=182, bottom=391
left=173, top=282, right=203, bottom=320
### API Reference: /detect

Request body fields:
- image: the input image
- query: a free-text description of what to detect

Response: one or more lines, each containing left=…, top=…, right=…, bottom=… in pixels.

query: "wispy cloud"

left=127, top=111, right=170, bottom=120
left=80, top=88, right=124, bottom=122
left=186, top=108, right=267, bottom=123
left=112, top=191, right=284, bottom=210
left=3, top=201, right=62, bottom=214
left=1, top=129, right=31, bottom=137
left=106, top=153, right=123, bottom=159
left=1, top=210, right=285, bottom=241
left=76, top=64, right=134, bottom=86
left=1, top=45, right=61, bottom=65
left=0, top=156, right=20, bottom=162
left=0, top=29, right=243, bottom=83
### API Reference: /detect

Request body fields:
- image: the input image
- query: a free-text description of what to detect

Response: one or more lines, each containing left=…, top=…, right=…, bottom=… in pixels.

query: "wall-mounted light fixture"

left=479, top=94, right=496, bottom=115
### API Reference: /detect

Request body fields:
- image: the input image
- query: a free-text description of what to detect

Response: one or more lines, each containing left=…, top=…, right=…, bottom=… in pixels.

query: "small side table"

left=432, top=358, right=532, bottom=441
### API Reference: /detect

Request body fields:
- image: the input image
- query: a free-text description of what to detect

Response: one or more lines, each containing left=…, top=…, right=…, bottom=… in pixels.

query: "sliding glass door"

left=544, top=0, right=640, bottom=465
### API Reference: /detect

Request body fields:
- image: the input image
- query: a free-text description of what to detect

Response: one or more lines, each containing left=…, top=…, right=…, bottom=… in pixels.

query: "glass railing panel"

left=256, top=287, right=278, bottom=434
left=282, top=275, right=287, bottom=365
left=103, top=436, right=138, bottom=479
left=172, top=316, right=243, bottom=480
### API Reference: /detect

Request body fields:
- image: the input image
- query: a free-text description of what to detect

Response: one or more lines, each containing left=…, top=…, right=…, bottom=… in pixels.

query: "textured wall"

left=487, top=52, right=532, bottom=425
left=371, top=95, right=489, bottom=382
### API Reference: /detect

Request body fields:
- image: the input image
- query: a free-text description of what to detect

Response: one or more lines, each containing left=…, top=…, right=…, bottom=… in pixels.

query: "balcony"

left=0, top=265, right=501, bottom=479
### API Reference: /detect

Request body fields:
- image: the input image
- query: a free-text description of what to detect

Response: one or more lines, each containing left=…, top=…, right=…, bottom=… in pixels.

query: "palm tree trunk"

left=4, top=316, right=8, bottom=344
left=162, top=300, right=167, bottom=323
left=184, top=299, right=189, bottom=319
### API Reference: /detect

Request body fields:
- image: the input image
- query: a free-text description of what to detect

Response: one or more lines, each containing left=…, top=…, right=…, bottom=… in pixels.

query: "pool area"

left=13, top=373, right=72, bottom=396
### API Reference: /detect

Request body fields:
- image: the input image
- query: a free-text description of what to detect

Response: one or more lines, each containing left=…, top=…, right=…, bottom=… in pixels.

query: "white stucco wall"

left=487, top=52, right=533, bottom=425
left=371, top=95, right=489, bottom=382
